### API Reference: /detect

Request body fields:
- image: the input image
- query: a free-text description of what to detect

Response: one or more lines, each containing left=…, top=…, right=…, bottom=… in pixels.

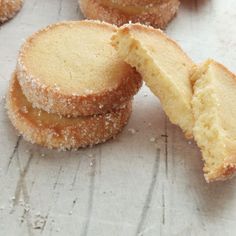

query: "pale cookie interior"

left=192, top=60, right=236, bottom=182
left=112, top=24, right=194, bottom=137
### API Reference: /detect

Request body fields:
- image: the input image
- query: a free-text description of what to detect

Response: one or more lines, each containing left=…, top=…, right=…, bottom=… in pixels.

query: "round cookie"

left=0, top=0, right=23, bottom=24
left=79, top=0, right=180, bottom=29
left=7, top=73, right=132, bottom=150
left=17, top=20, right=142, bottom=117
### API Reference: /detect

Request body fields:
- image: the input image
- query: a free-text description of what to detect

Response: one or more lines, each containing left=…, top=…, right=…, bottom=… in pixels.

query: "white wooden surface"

left=1, top=0, right=236, bottom=235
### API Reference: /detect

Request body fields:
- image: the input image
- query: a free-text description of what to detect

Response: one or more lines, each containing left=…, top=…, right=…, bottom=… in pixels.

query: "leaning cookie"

left=112, top=23, right=195, bottom=138
left=0, top=0, right=23, bottom=24
left=79, top=0, right=180, bottom=29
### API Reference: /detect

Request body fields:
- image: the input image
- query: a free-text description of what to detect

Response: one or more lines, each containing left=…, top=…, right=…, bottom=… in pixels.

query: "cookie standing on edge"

left=7, top=73, right=132, bottom=150
left=79, top=0, right=180, bottom=29
left=17, top=20, right=142, bottom=117
left=192, top=60, right=236, bottom=182
left=112, top=23, right=195, bottom=138
left=0, top=0, right=23, bottom=23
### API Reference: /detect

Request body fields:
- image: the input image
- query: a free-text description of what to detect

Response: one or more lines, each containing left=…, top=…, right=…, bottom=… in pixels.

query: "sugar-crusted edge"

left=79, top=0, right=180, bottom=29
left=0, top=0, right=23, bottom=23
left=6, top=73, right=132, bottom=151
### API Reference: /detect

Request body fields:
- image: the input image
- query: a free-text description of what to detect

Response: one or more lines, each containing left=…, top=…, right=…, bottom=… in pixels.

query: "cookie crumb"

left=150, top=137, right=156, bottom=142
left=128, top=128, right=137, bottom=134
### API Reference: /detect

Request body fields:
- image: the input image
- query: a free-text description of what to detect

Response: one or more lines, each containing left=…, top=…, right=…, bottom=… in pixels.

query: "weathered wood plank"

left=1, top=0, right=236, bottom=235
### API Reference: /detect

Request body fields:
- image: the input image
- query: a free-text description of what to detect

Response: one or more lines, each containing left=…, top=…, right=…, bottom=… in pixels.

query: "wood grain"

left=1, top=0, right=236, bottom=235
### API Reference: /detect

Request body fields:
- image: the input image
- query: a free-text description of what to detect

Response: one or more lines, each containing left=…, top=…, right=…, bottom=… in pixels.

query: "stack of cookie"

left=8, top=19, right=236, bottom=182
left=0, top=0, right=23, bottom=24
left=79, top=0, right=180, bottom=29
left=7, top=20, right=142, bottom=150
